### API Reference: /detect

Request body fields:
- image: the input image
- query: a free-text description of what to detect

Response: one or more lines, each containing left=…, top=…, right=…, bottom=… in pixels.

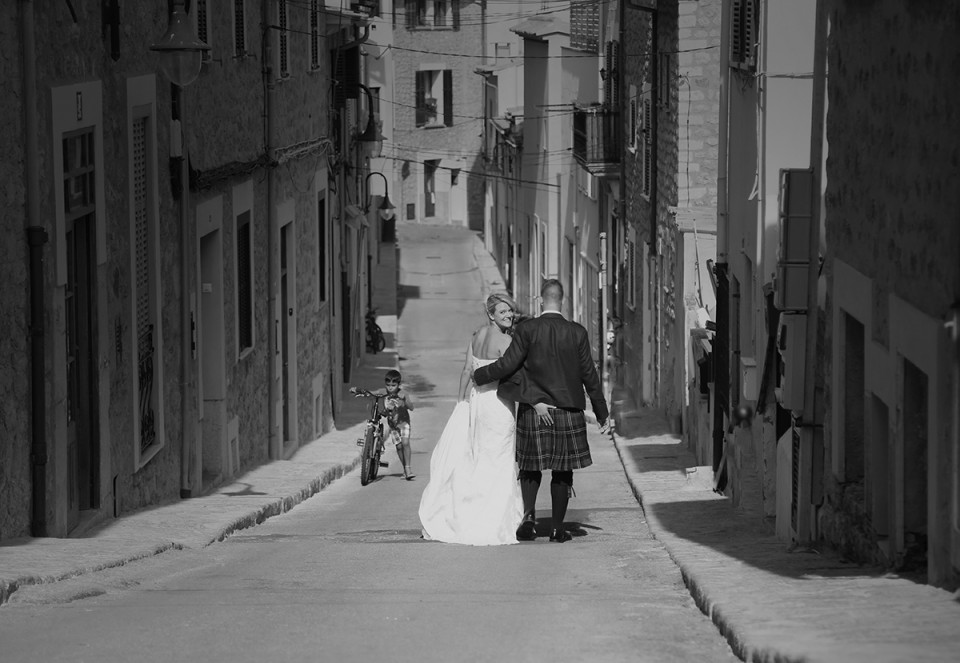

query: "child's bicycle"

left=366, top=308, right=386, bottom=354
left=349, top=387, right=396, bottom=485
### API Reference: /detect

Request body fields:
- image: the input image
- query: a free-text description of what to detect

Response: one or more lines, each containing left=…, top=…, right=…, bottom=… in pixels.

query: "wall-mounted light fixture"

left=150, top=0, right=210, bottom=88
left=364, top=171, right=395, bottom=220
left=365, top=171, right=396, bottom=241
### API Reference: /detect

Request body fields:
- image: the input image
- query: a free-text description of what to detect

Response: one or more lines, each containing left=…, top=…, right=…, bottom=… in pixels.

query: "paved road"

left=0, top=225, right=736, bottom=662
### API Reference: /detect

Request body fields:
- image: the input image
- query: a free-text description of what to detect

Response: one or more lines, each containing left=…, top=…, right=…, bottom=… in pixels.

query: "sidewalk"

left=0, top=239, right=400, bottom=607
left=610, top=407, right=960, bottom=663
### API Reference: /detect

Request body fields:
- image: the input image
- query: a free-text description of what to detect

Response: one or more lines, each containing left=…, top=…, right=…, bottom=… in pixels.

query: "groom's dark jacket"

left=473, top=312, right=608, bottom=423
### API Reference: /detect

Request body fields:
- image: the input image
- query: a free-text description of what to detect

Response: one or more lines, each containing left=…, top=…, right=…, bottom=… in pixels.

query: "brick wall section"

left=824, top=1, right=960, bottom=320
left=820, top=0, right=960, bottom=568
left=393, top=0, right=485, bottom=226
left=0, top=3, right=31, bottom=538
left=676, top=0, right=722, bottom=210
left=617, top=1, right=721, bottom=425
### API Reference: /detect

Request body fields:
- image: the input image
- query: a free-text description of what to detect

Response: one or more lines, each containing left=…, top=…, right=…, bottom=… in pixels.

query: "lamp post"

left=150, top=0, right=209, bottom=498
left=365, top=171, right=396, bottom=242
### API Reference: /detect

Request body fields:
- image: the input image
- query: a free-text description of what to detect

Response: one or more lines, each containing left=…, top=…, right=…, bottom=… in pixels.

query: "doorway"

left=63, top=129, right=100, bottom=530
left=200, top=223, right=226, bottom=486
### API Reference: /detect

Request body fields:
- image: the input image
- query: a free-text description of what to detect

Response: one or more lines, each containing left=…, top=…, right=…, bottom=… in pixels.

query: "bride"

left=418, top=293, right=524, bottom=545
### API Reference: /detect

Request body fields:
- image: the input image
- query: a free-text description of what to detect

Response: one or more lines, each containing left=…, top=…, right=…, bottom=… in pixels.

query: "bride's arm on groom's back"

left=457, top=332, right=477, bottom=401
left=473, top=328, right=527, bottom=386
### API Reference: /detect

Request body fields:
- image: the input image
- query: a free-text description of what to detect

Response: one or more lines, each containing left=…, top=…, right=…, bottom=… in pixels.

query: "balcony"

left=572, top=103, right=621, bottom=177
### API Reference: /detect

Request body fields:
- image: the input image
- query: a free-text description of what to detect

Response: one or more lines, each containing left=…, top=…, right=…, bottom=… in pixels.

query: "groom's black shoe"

left=516, top=518, right=537, bottom=541
left=549, top=528, right=572, bottom=543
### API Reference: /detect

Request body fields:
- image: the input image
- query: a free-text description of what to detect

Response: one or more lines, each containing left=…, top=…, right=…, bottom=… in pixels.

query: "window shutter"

left=415, top=72, right=426, bottom=126
left=310, top=0, right=319, bottom=69
left=731, top=0, right=743, bottom=63
left=642, top=95, right=652, bottom=196
left=443, top=69, right=453, bottom=126
left=604, top=40, right=619, bottom=107
left=406, top=0, right=416, bottom=28
left=452, top=0, right=460, bottom=30
left=234, top=0, right=246, bottom=57
left=278, top=0, right=289, bottom=77
left=743, top=0, right=756, bottom=67
left=731, top=0, right=757, bottom=68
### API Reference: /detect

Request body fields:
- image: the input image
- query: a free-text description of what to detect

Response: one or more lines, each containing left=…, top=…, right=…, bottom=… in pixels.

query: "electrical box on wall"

left=774, top=168, right=813, bottom=311
left=776, top=313, right=807, bottom=411
left=741, top=356, right=758, bottom=402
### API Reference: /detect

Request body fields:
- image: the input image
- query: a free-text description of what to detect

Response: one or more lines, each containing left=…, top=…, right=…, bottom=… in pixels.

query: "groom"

left=472, top=279, right=609, bottom=542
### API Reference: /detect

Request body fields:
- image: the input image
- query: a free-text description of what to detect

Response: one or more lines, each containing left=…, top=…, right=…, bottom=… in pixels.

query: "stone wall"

left=0, top=3, right=31, bottom=538
left=820, top=0, right=960, bottom=577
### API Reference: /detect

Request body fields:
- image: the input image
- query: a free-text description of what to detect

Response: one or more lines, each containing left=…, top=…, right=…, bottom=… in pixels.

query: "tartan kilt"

left=515, top=403, right=593, bottom=471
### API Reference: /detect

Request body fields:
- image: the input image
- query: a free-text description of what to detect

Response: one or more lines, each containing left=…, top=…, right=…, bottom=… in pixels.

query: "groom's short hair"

left=541, top=279, right=563, bottom=300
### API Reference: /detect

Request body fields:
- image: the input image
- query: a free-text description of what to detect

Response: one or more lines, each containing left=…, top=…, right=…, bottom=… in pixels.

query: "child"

left=381, top=369, right=415, bottom=480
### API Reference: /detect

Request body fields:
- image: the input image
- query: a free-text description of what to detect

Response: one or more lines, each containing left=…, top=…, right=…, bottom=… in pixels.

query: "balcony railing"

left=572, top=103, right=620, bottom=174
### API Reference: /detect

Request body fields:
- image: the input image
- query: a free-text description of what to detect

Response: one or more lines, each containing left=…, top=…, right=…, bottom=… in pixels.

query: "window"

left=495, top=42, right=511, bottom=60
left=604, top=40, right=620, bottom=107
left=236, top=210, right=254, bottom=354
left=625, top=235, right=636, bottom=310
left=406, top=0, right=459, bottom=29
left=639, top=89, right=652, bottom=198
left=310, top=0, right=320, bottom=70
left=730, top=0, right=758, bottom=69
left=424, top=159, right=438, bottom=217
left=415, top=69, right=453, bottom=127
left=277, top=0, right=290, bottom=78
left=628, top=85, right=638, bottom=151
left=195, top=0, right=212, bottom=61
left=127, top=76, right=164, bottom=467
left=234, top=0, right=247, bottom=58
left=539, top=222, right=547, bottom=282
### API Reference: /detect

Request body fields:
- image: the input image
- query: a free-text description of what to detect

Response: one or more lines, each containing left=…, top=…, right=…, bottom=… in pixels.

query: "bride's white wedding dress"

left=419, top=353, right=524, bottom=545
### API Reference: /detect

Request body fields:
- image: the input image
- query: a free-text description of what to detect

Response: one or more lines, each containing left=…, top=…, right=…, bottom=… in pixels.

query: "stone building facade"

left=392, top=0, right=485, bottom=229
left=1, top=1, right=368, bottom=539
left=818, top=0, right=960, bottom=588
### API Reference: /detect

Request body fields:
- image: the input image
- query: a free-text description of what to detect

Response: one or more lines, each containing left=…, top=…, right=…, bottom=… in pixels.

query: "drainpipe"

left=264, top=1, right=280, bottom=460
left=22, top=0, right=48, bottom=536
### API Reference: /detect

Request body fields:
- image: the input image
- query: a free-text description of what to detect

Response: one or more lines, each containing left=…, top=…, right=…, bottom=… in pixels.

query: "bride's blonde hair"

left=485, top=292, right=518, bottom=318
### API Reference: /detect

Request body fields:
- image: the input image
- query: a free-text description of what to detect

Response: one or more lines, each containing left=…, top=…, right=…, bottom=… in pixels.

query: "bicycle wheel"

left=374, top=330, right=386, bottom=353
left=360, top=428, right=376, bottom=486
left=369, top=439, right=382, bottom=481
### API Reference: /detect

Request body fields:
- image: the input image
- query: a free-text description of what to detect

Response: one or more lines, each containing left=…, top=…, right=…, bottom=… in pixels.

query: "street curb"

left=607, top=430, right=799, bottom=663
left=0, top=452, right=364, bottom=607
left=0, top=542, right=181, bottom=607
left=205, top=453, right=363, bottom=545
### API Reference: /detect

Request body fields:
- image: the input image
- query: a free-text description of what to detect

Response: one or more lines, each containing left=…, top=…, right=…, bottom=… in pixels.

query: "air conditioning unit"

left=774, top=168, right=813, bottom=311
left=776, top=313, right=806, bottom=411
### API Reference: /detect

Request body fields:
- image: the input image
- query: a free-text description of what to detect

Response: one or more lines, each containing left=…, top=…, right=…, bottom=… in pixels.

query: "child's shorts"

left=389, top=421, right=411, bottom=444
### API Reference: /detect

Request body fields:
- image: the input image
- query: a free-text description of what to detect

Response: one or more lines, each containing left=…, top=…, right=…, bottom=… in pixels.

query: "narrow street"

left=0, top=225, right=736, bottom=662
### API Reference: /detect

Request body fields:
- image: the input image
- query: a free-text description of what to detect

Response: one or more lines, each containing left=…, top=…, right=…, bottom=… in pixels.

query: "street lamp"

left=364, top=172, right=395, bottom=220
left=150, top=0, right=210, bottom=88
left=150, top=0, right=208, bottom=497
left=365, top=171, right=396, bottom=241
